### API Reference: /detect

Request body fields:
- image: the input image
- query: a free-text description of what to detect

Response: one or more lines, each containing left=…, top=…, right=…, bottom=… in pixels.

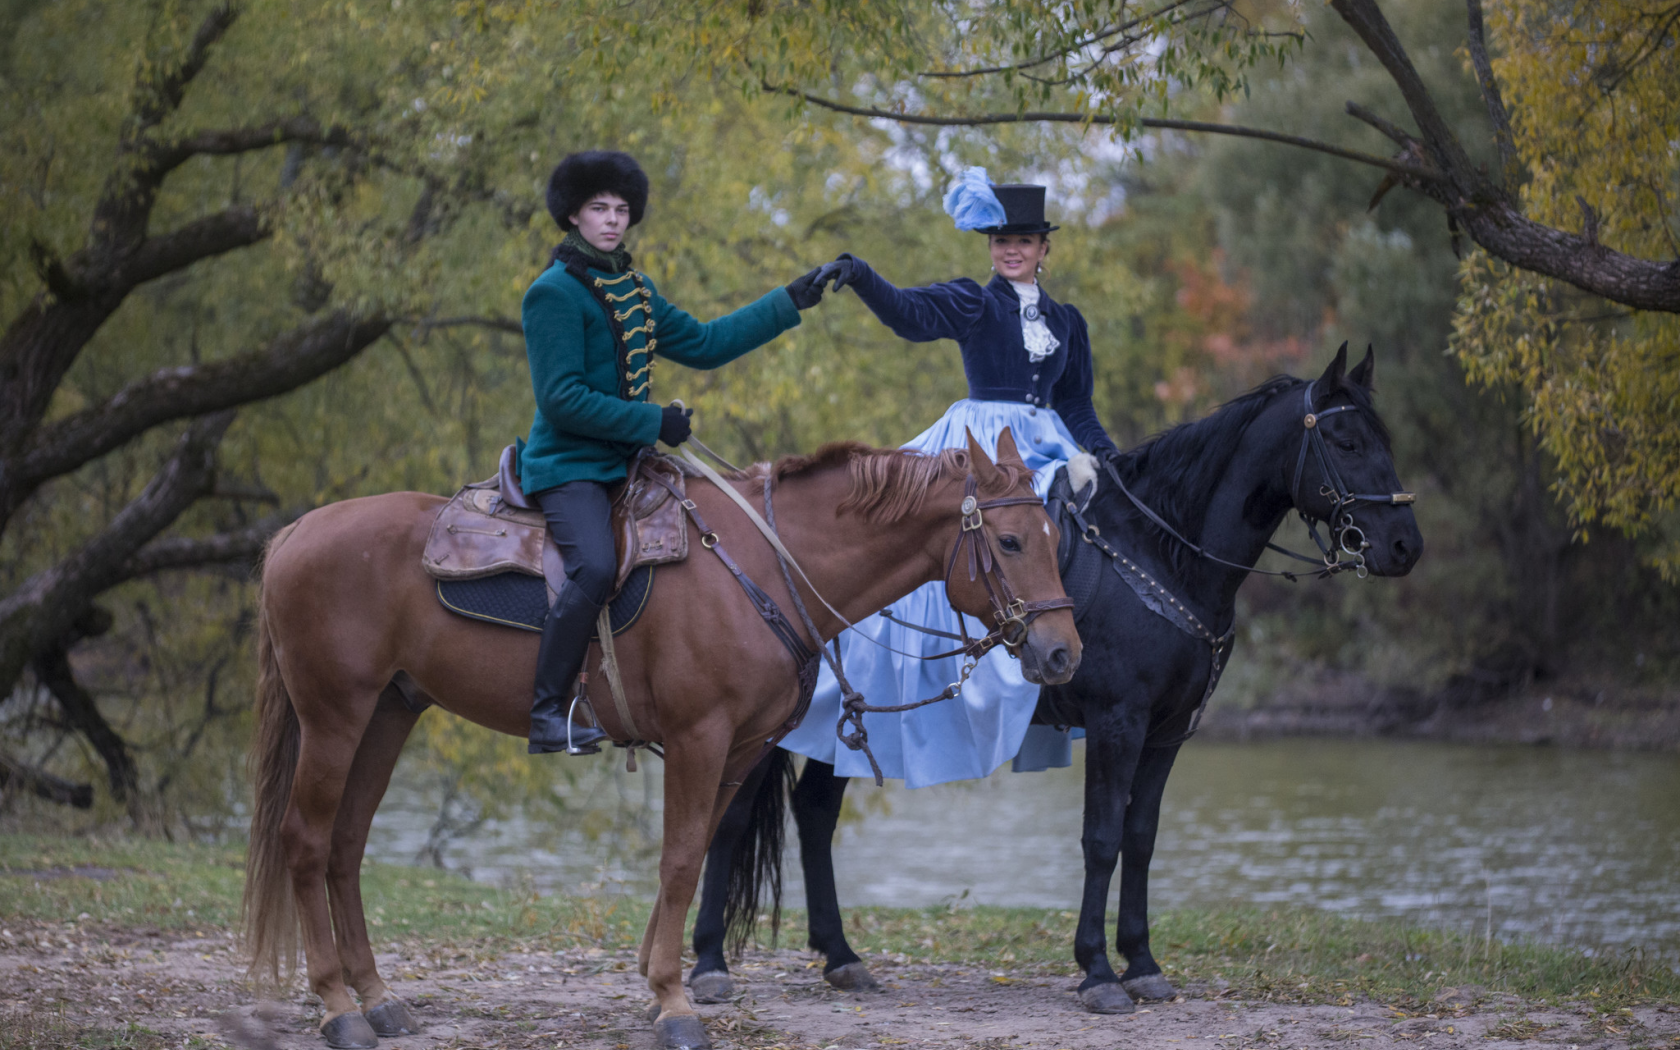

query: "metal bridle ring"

left=700, top=531, right=719, bottom=549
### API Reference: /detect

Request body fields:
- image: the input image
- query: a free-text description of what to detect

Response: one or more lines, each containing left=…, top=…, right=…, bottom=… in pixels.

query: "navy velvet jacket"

left=847, top=258, right=1117, bottom=454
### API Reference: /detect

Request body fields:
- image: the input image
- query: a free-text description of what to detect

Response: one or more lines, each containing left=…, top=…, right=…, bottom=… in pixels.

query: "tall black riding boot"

left=529, top=583, right=610, bottom=755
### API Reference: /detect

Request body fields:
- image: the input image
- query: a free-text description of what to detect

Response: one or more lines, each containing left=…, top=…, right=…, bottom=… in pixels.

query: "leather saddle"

left=422, top=444, right=690, bottom=604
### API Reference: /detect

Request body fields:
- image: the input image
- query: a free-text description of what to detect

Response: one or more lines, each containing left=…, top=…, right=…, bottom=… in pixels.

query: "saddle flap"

left=422, top=485, right=550, bottom=581
left=611, top=451, right=689, bottom=589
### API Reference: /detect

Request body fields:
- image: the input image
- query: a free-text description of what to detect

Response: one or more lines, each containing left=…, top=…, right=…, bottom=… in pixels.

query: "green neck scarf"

left=561, top=230, right=632, bottom=273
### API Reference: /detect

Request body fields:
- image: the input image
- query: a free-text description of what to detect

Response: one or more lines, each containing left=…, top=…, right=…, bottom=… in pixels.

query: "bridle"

left=676, top=431, right=1074, bottom=786
left=1287, top=380, right=1416, bottom=578
left=1099, top=379, right=1414, bottom=581
left=760, top=466, right=1072, bottom=786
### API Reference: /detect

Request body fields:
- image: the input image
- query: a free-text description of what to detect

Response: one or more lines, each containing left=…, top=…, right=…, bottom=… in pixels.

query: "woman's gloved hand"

left=785, top=266, right=828, bottom=310
left=658, top=405, right=693, bottom=447
left=817, top=253, right=864, bottom=293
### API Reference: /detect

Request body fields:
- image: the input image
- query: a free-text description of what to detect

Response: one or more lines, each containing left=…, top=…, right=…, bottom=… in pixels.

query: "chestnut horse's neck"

left=748, top=463, right=979, bottom=640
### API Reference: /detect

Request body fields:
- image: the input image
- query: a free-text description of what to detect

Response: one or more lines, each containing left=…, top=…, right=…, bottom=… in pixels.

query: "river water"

left=364, top=738, right=1680, bottom=954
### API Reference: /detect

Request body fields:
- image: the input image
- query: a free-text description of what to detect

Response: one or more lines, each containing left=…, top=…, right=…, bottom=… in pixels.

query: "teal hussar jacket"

left=519, top=262, right=801, bottom=492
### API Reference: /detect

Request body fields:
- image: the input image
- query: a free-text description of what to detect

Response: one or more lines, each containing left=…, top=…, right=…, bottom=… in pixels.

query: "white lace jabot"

left=1011, top=280, right=1060, bottom=364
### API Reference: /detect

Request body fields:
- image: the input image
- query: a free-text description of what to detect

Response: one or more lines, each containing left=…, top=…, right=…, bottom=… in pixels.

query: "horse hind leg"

left=280, top=685, right=386, bottom=1049
left=326, top=683, right=428, bottom=1037
left=791, top=760, right=876, bottom=992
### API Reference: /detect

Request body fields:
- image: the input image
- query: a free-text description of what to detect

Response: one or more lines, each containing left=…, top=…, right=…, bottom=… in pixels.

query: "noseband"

left=1290, top=380, right=1415, bottom=578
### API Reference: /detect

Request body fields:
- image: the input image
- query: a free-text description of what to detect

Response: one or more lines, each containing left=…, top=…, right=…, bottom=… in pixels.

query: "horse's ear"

left=1349, top=344, right=1376, bottom=390
left=994, top=427, right=1025, bottom=470
left=1318, top=341, right=1349, bottom=392
left=965, top=426, right=1001, bottom=486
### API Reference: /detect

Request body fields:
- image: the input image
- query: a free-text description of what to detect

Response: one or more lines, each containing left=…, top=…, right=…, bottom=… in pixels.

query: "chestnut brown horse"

left=241, top=428, right=1079, bottom=1050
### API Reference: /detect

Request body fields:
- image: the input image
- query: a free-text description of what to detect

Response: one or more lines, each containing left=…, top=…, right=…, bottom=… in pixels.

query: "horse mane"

left=1110, top=373, right=1389, bottom=568
left=735, top=441, right=1031, bottom=523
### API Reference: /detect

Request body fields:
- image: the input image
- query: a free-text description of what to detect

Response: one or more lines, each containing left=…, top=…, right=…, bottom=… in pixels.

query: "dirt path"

left=1, top=920, right=1674, bottom=1050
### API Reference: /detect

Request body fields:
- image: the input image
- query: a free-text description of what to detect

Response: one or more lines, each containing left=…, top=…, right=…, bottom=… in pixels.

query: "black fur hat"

left=546, top=151, right=650, bottom=230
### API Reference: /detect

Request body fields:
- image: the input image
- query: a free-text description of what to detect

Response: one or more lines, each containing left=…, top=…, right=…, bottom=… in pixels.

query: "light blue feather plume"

left=943, top=167, right=1006, bottom=231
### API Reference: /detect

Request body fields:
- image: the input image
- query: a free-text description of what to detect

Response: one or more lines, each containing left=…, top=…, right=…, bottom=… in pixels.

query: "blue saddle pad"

left=436, top=565, right=654, bottom=636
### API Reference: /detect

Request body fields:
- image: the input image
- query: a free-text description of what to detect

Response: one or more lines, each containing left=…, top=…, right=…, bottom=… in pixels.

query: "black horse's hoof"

left=365, top=998, right=420, bottom=1037
left=321, top=1011, right=380, bottom=1049
left=653, top=1013, right=711, bottom=1050
left=1078, top=981, right=1136, bottom=1014
left=1122, top=973, right=1178, bottom=1001
left=690, top=970, right=736, bottom=1003
left=824, top=961, right=881, bottom=993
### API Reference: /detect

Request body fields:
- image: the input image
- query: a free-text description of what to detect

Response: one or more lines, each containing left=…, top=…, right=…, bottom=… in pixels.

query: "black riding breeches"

left=535, top=481, right=616, bottom=608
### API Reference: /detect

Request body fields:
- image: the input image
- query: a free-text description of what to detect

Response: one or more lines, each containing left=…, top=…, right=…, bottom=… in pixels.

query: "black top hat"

left=976, top=184, right=1059, bottom=235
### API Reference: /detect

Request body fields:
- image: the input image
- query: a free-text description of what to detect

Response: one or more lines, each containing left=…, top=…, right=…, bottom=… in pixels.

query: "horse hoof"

left=653, top=1013, right=711, bottom=1050
left=1122, top=973, right=1178, bottom=1001
left=824, top=961, right=881, bottom=993
left=365, top=999, right=420, bottom=1037
left=690, top=970, right=736, bottom=1003
left=1078, top=981, right=1136, bottom=1015
left=321, top=1011, right=380, bottom=1049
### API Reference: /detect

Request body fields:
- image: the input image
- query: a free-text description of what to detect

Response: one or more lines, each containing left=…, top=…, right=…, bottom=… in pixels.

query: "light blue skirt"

left=778, top=400, right=1082, bottom=788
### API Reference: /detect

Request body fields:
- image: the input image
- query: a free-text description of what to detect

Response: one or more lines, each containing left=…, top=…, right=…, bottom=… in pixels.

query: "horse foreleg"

left=791, top=759, right=874, bottom=990
left=1115, top=741, right=1182, bottom=1001
left=643, top=729, right=736, bottom=1050
left=689, top=752, right=774, bottom=999
left=1073, top=716, right=1144, bottom=1015
left=326, top=686, right=424, bottom=1036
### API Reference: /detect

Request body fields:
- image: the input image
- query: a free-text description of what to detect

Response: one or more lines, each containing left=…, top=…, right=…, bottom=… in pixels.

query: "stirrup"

left=565, top=684, right=604, bottom=756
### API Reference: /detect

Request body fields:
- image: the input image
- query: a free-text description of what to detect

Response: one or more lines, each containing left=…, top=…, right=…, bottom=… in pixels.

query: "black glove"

left=817, top=253, right=863, bottom=293
left=658, top=405, right=693, bottom=447
left=785, top=266, right=827, bottom=310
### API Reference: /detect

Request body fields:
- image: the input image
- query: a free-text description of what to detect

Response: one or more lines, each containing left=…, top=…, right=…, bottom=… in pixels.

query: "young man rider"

left=521, top=150, right=831, bottom=754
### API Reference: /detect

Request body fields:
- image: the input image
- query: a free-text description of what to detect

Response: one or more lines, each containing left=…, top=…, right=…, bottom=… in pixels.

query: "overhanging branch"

left=773, top=84, right=1439, bottom=181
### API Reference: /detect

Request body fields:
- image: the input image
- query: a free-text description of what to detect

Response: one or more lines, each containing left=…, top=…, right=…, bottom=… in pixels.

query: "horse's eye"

left=999, top=535, right=1023, bottom=553
left=1337, top=439, right=1358, bottom=453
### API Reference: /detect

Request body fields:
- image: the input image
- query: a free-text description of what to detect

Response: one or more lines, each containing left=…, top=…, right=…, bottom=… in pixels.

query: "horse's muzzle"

left=1019, top=621, right=1080, bottom=685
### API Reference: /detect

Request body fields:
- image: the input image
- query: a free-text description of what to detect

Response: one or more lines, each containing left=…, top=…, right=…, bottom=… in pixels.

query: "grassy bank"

left=3, top=833, right=1673, bottom=1013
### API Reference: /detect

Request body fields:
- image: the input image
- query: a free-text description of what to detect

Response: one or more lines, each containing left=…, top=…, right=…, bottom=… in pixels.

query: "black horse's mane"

left=1108, top=373, right=1388, bottom=571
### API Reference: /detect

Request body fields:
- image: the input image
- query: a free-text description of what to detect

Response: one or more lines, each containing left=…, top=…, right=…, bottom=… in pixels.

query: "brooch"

left=1022, top=303, right=1041, bottom=322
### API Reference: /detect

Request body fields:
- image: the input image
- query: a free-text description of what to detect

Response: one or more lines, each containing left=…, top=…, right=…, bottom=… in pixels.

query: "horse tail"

left=242, top=532, right=301, bottom=988
left=721, top=748, right=797, bottom=957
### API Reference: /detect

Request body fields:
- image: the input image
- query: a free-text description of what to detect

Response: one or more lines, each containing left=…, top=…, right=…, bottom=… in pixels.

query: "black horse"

left=689, top=346, right=1422, bottom=1013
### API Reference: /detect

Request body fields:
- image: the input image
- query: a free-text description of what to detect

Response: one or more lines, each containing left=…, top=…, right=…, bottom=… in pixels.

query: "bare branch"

left=401, top=315, right=524, bottom=335
left=0, top=749, right=93, bottom=809
left=111, top=206, right=268, bottom=289
left=0, top=412, right=235, bottom=699
left=1344, top=101, right=1414, bottom=147
left=1465, top=0, right=1518, bottom=183
left=115, top=513, right=302, bottom=583
left=919, top=0, right=1210, bottom=79
left=141, top=117, right=356, bottom=184
left=16, top=309, right=391, bottom=499
left=1327, top=0, right=1476, bottom=183
left=773, top=84, right=1439, bottom=181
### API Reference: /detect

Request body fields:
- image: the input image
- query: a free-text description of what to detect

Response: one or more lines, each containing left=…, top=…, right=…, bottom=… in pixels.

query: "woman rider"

left=776, top=169, right=1118, bottom=786
left=522, top=150, right=832, bottom=754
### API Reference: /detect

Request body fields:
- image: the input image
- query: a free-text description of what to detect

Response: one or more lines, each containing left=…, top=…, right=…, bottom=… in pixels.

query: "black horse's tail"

left=721, top=748, right=797, bottom=956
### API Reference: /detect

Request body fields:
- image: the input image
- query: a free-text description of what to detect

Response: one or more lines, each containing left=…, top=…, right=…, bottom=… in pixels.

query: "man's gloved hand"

left=817, top=253, right=864, bottom=293
left=785, top=266, right=828, bottom=310
left=658, top=405, right=693, bottom=447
